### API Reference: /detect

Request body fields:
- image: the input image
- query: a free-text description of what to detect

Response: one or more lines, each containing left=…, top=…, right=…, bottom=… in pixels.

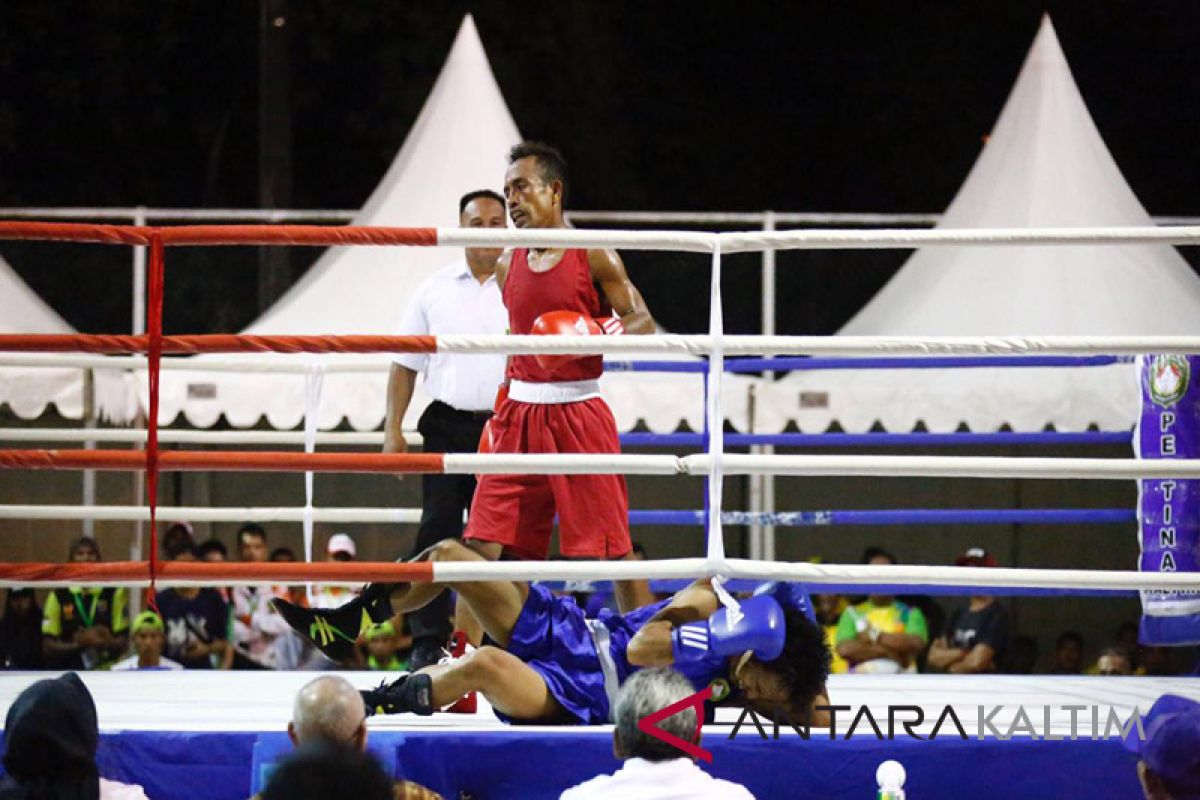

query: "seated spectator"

left=42, top=537, right=129, bottom=670
left=161, top=521, right=195, bottom=560
left=1094, top=646, right=1134, bottom=676
left=0, top=589, right=43, bottom=670
left=1123, top=694, right=1200, bottom=800
left=1140, top=644, right=1177, bottom=677
left=270, top=546, right=312, bottom=610
left=311, top=533, right=362, bottom=610
left=198, top=537, right=231, bottom=601
left=197, top=538, right=228, bottom=563
left=813, top=593, right=848, bottom=674
left=365, top=621, right=410, bottom=671
left=836, top=548, right=927, bottom=674
left=111, top=612, right=183, bottom=671
left=1049, top=631, right=1084, bottom=674
left=0, top=672, right=149, bottom=799
left=155, top=545, right=230, bottom=669
left=927, top=547, right=1008, bottom=674
left=1116, top=621, right=1141, bottom=661
left=231, top=524, right=290, bottom=670
left=261, top=742, right=394, bottom=800
left=1005, top=634, right=1039, bottom=674
left=280, top=675, right=442, bottom=800
left=560, top=667, right=754, bottom=799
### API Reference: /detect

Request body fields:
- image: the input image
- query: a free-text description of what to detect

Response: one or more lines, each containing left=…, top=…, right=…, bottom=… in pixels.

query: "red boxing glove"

left=530, top=311, right=603, bottom=372
left=492, top=382, right=509, bottom=413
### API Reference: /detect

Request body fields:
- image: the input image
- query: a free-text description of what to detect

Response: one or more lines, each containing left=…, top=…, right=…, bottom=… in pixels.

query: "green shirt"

left=835, top=600, right=928, bottom=643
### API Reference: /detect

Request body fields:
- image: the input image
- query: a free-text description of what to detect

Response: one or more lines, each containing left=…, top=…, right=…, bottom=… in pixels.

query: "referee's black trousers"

left=406, top=400, right=488, bottom=644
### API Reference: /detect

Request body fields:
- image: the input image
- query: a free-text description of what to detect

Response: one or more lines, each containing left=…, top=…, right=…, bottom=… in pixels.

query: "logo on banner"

left=1150, top=355, right=1190, bottom=407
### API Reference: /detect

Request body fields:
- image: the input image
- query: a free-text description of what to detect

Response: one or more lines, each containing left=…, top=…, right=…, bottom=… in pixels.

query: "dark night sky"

left=2, top=2, right=1198, bottom=337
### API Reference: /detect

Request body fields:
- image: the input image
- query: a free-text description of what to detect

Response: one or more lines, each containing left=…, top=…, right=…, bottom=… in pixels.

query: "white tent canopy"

left=757, top=16, right=1198, bottom=434
left=146, top=15, right=520, bottom=432
left=0, top=254, right=91, bottom=419
left=142, top=15, right=720, bottom=434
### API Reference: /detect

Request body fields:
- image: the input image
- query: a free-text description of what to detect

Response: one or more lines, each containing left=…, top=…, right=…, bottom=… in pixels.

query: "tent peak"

left=1028, top=13, right=1068, bottom=68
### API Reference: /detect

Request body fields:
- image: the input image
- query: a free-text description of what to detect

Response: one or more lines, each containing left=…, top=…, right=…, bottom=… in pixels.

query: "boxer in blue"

left=276, top=540, right=831, bottom=726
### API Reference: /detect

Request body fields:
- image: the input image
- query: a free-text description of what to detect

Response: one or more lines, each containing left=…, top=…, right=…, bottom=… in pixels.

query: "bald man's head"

left=288, top=676, right=367, bottom=751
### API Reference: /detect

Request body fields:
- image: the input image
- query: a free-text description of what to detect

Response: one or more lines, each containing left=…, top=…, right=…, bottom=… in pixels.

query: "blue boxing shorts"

left=494, top=585, right=729, bottom=725
left=495, top=583, right=612, bottom=724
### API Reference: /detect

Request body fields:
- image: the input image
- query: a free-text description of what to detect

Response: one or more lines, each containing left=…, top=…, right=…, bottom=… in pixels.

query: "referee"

left=384, top=189, right=508, bottom=670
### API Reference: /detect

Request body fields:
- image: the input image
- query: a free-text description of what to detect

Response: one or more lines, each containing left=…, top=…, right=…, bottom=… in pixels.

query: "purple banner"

left=1137, top=354, right=1200, bottom=645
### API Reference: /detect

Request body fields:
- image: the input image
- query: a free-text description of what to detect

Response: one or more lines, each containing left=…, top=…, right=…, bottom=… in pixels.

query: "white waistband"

left=585, top=619, right=620, bottom=722
left=508, top=379, right=602, bottom=404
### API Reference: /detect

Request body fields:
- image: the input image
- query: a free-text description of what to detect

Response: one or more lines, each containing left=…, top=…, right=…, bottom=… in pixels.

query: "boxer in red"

left=470, top=141, right=654, bottom=613
left=273, top=143, right=656, bottom=662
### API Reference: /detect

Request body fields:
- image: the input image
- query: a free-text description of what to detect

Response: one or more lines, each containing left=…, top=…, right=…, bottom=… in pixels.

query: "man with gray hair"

left=560, top=668, right=755, bottom=799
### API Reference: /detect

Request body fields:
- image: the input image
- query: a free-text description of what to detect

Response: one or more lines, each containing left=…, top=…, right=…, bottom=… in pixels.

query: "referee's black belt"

left=428, top=400, right=492, bottom=420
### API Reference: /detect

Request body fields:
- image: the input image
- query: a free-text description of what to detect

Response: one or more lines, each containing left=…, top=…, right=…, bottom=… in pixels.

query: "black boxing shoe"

left=271, top=582, right=398, bottom=663
left=271, top=598, right=366, bottom=664
left=361, top=673, right=435, bottom=717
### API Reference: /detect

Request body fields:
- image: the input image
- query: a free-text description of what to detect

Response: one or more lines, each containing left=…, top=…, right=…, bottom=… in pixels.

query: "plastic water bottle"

left=876, top=759, right=906, bottom=800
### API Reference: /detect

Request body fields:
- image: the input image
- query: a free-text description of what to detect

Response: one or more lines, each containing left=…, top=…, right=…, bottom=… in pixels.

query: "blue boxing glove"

left=753, top=581, right=817, bottom=625
left=672, top=595, right=785, bottom=664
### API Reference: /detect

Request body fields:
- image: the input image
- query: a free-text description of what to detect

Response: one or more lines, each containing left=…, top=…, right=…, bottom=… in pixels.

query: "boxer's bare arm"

left=625, top=579, right=720, bottom=667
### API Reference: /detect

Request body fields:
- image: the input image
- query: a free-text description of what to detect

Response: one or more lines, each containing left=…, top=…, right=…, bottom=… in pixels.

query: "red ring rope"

left=0, top=449, right=448, bottom=474
left=0, top=221, right=438, bottom=248
left=0, top=334, right=440, bottom=354
left=0, top=219, right=437, bottom=593
left=0, top=560, right=435, bottom=585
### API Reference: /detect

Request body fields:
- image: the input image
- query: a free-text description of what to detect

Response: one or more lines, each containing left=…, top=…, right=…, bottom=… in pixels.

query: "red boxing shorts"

left=463, top=396, right=631, bottom=560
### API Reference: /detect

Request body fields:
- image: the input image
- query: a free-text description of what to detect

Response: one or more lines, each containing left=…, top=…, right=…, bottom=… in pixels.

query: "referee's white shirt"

left=393, top=259, right=507, bottom=412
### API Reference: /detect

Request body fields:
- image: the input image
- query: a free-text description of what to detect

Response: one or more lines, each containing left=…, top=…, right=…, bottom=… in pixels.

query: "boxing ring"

left=2, top=220, right=1200, bottom=798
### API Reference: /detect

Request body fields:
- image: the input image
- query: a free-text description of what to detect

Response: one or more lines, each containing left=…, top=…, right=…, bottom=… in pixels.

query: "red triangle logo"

left=636, top=685, right=713, bottom=763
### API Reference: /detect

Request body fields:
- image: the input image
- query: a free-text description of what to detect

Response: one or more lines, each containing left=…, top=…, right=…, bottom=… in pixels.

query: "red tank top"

left=504, top=248, right=610, bottom=383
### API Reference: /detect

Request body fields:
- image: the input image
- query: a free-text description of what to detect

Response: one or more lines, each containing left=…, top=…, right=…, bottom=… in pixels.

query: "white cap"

left=326, top=533, right=357, bottom=557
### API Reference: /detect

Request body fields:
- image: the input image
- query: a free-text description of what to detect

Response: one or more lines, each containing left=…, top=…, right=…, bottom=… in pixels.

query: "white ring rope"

left=437, top=224, right=1200, bottom=252
left=433, top=334, right=1200, bottom=356
left=0, top=505, right=433, bottom=524
left=690, top=454, right=1200, bottom=479
left=15, top=557, right=1197, bottom=591
left=425, top=558, right=1200, bottom=592
left=442, top=454, right=1200, bottom=479
left=6, top=224, right=1200, bottom=596
left=1, top=336, right=1198, bottom=366
left=0, top=450, right=1196, bottom=479
left=0, top=429, right=420, bottom=446
left=0, top=354, right=395, bottom=373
